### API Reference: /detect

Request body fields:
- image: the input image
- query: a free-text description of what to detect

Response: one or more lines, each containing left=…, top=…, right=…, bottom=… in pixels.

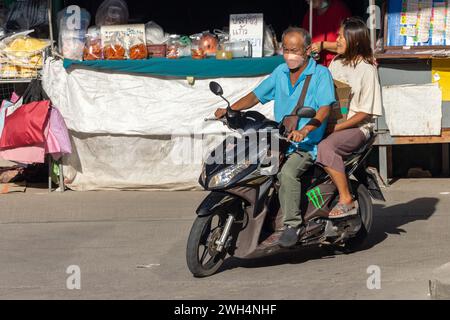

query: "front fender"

left=196, top=192, right=244, bottom=217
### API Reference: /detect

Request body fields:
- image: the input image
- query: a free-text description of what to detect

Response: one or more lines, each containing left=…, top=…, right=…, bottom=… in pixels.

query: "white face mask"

left=284, top=53, right=306, bottom=70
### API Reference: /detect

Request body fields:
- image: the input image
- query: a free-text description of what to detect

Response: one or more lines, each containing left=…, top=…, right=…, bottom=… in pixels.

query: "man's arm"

left=288, top=106, right=331, bottom=142
left=231, top=92, right=260, bottom=111
left=214, top=92, right=260, bottom=118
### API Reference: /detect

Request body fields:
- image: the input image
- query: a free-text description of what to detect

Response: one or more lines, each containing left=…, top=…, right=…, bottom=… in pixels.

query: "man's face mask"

left=283, top=52, right=306, bottom=70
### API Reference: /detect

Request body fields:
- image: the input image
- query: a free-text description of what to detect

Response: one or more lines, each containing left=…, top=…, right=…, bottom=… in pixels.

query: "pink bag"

left=0, top=100, right=50, bottom=149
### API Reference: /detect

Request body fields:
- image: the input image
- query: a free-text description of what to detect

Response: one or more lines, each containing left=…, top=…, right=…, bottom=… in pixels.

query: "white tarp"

left=382, top=83, right=442, bottom=136
left=42, top=59, right=274, bottom=190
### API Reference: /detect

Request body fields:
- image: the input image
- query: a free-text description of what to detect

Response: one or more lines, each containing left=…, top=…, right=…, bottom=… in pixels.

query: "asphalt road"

left=1, top=179, right=450, bottom=299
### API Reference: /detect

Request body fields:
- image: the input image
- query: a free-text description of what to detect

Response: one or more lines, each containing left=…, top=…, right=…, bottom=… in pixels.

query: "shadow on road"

left=217, top=197, right=439, bottom=274
left=363, top=197, right=439, bottom=250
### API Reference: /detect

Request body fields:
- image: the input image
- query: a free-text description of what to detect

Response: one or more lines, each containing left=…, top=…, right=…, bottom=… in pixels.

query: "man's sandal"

left=328, top=202, right=358, bottom=219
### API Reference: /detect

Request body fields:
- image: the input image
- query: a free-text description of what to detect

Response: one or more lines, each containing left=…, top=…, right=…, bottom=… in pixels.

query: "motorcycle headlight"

left=208, top=162, right=251, bottom=189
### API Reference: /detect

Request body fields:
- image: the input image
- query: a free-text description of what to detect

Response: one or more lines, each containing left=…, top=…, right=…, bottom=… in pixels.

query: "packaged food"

left=57, top=6, right=91, bottom=60
left=216, top=42, right=233, bottom=60
left=190, top=34, right=205, bottom=60
left=0, top=33, right=50, bottom=68
left=128, top=26, right=147, bottom=60
left=199, top=32, right=218, bottom=56
left=167, top=35, right=181, bottom=59
left=0, top=64, right=38, bottom=79
left=103, top=43, right=126, bottom=60
left=147, top=44, right=167, bottom=58
left=101, top=24, right=146, bottom=60
left=84, top=27, right=102, bottom=60
left=129, top=43, right=147, bottom=60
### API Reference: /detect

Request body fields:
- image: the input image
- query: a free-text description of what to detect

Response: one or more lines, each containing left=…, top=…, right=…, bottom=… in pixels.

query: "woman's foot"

left=328, top=202, right=358, bottom=219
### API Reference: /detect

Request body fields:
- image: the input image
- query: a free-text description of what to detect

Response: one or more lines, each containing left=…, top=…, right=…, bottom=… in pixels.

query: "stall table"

left=42, top=56, right=284, bottom=191
left=376, top=54, right=450, bottom=184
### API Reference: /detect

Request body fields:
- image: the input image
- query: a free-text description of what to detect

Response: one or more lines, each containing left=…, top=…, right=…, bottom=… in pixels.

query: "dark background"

left=65, top=0, right=371, bottom=39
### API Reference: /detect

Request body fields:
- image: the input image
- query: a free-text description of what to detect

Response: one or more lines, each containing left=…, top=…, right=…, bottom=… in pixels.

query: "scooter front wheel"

left=186, top=211, right=229, bottom=278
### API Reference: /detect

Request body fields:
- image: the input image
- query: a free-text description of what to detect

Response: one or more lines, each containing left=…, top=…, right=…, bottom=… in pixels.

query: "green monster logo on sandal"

left=306, top=187, right=325, bottom=209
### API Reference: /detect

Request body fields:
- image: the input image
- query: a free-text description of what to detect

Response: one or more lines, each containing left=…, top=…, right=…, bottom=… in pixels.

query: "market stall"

left=42, top=58, right=279, bottom=190
left=34, top=0, right=287, bottom=191
left=374, top=0, right=450, bottom=183
left=0, top=0, right=69, bottom=192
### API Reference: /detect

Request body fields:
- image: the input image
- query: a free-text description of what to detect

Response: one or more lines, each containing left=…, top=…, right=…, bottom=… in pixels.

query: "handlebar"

left=204, top=116, right=294, bottom=143
left=204, top=117, right=227, bottom=124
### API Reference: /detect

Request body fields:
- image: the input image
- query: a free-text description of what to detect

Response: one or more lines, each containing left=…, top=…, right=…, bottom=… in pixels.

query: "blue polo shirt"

left=253, top=58, right=336, bottom=159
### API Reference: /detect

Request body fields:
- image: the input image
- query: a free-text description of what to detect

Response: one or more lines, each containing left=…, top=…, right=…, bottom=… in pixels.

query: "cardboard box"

left=330, top=79, right=352, bottom=125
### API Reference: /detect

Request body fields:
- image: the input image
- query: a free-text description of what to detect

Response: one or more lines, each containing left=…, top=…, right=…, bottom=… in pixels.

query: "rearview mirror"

left=209, top=81, right=224, bottom=96
left=297, top=107, right=316, bottom=119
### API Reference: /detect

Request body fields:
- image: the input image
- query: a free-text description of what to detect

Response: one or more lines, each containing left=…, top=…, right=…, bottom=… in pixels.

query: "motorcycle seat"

left=350, top=133, right=376, bottom=156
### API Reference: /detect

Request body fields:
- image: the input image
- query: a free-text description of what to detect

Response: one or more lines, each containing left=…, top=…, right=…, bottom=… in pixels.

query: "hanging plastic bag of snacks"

left=103, top=33, right=126, bottom=60
left=84, top=27, right=103, bottom=60
left=128, top=29, right=147, bottom=60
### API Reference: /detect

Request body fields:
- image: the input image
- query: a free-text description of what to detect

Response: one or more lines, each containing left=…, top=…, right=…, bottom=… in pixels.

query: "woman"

left=316, top=17, right=382, bottom=218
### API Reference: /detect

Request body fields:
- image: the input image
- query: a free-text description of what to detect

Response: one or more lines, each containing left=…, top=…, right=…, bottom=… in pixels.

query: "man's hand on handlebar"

left=214, top=108, right=228, bottom=119
left=287, top=129, right=308, bottom=143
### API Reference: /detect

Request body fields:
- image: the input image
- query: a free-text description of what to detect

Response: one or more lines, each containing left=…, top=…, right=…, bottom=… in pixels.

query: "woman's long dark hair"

left=339, top=17, right=375, bottom=67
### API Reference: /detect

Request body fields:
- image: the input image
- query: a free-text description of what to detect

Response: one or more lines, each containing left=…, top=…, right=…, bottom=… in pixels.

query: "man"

left=302, top=0, right=351, bottom=66
left=215, top=27, right=336, bottom=248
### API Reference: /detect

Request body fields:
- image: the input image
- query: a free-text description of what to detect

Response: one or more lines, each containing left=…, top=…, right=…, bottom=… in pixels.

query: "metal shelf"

left=0, top=78, right=35, bottom=83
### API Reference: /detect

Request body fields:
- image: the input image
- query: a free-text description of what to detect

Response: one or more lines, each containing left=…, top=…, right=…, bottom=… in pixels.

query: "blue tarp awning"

left=63, top=56, right=284, bottom=78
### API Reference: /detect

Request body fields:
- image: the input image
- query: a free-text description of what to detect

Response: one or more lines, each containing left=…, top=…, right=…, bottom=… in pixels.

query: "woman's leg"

left=323, top=166, right=353, bottom=205
left=317, top=128, right=366, bottom=216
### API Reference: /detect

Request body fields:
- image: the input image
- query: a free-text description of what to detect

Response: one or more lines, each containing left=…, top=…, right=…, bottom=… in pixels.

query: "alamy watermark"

left=66, top=265, right=81, bottom=290
left=168, top=127, right=281, bottom=168
left=367, top=265, right=381, bottom=290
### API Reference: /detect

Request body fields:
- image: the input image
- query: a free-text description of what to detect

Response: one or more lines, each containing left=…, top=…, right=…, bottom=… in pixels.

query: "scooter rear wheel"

left=345, top=182, right=373, bottom=250
left=186, top=211, right=229, bottom=278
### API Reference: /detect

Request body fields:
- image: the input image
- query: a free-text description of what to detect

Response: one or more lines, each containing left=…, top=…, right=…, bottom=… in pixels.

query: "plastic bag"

left=129, top=43, right=147, bottom=60
left=95, top=0, right=129, bottom=26
left=103, top=33, right=126, bottom=60
left=57, top=6, right=91, bottom=60
left=145, top=21, right=169, bottom=45
left=84, top=27, right=103, bottom=60
left=22, top=79, right=50, bottom=104
left=0, top=32, right=50, bottom=69
left=5, top=0, right=49, bottom=37
left=128, top=26, right=147, bottom=60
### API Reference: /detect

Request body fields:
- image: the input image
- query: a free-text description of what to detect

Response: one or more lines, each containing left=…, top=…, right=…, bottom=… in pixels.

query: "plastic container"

left=215, top=42, right=233, bottom=60
left=167, top=35, right=181, bottom=59
left=228, top=41, right=252, bottom=58
left=190, top=34, right=205, bottom=60
left=199, top=32, right=218, bottom=56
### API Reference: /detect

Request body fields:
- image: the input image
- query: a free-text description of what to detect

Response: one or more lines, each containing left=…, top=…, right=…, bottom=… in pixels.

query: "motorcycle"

left=186, top=81, right=385, bottom=278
